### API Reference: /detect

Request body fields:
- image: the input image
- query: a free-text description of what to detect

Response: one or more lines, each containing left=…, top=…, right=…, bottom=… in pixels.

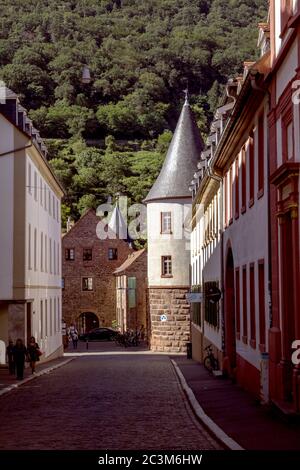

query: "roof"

left=114, top=249, right=146, bottom=274
left=144, top=100, right=204, bottom=203
left=0, top=110, right=65, bottom=195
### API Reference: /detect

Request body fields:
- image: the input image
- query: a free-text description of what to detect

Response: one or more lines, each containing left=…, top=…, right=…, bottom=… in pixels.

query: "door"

left=225, top=248, right=236, bottom=371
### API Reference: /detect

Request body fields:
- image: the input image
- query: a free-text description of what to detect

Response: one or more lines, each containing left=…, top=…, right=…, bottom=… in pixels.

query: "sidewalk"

left=0, top=356, right=74, bottom=396
left=173, top=357, right=300, bottom=450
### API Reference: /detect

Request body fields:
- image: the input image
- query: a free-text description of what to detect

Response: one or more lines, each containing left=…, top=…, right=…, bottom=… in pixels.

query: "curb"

left=0, top=358, right=75, bottom=397
left=171, top=359, right=244, bottom=451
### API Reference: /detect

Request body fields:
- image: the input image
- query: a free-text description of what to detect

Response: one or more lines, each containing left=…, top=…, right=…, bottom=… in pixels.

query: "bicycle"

left=203, top=344, right=219, bottom=372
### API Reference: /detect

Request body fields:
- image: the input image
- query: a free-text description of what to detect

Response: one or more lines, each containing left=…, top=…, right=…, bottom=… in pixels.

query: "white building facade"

left=0, top=90, right=64, bottom=361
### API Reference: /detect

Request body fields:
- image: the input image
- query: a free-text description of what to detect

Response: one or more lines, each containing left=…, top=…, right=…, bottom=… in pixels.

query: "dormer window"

left=281, top=0, right=293, bottom=36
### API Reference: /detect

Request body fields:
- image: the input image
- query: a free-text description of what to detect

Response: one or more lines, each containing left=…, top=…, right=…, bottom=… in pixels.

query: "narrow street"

left=0, top=348, right=221, bottom=450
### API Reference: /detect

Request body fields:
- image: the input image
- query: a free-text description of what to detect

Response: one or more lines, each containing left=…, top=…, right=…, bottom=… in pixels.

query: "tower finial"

left=183, top=87, right=189, bottom=105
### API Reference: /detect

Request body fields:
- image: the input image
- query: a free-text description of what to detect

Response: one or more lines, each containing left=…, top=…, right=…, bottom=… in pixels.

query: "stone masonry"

left=62, top=209, right=132, bottom=331
left=149, top=287, right=190, bottom=353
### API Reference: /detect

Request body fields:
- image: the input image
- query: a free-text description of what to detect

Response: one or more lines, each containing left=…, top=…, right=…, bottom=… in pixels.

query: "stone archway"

left=78, top=312, right=100, bottom=334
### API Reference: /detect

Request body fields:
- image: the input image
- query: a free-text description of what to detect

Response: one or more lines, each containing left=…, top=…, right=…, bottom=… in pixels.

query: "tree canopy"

left=0, top=0, right=267, bottom=225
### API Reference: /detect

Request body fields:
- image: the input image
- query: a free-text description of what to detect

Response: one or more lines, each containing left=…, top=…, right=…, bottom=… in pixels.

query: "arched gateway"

left=78, top=312, right=99, bottom=334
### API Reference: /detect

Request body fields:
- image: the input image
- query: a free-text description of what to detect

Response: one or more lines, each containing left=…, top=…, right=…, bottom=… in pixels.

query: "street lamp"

left=81, top=65, right=91, bottom=84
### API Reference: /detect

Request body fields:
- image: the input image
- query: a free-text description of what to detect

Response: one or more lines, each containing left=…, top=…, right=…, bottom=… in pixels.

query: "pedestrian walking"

left=71, top=329, right=78, bottom=349
left=27, top=336, right=41, bottom=374
left=13, top=339, right=27, bottom=380
left=6, top=340, right=15, bottom=375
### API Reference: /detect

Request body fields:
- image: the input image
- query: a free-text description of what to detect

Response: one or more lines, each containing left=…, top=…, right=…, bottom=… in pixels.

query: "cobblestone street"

left=0, top=348, right=221, bottom=450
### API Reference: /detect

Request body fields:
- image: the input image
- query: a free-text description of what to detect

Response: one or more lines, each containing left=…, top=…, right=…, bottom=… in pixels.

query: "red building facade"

left=268, top=0, right=300, bottom=413
left=62, top=209, right=132, bottom=332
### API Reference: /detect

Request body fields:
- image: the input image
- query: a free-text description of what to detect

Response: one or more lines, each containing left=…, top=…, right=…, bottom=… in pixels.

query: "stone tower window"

left=161, top=212, right=172, bottom=234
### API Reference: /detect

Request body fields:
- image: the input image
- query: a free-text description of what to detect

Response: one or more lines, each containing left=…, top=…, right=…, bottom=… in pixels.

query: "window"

left=57, top=297, right=61, bottom=333
left=249, top=263, right=256, bottom=348
left=57, top=243, right=60, bottom=275
left=235, top=268, right=240, bottom=338
left=241, top=146, right=246, bottom=213
left=41, top=232, right=43, bottom=271
left=48, top=190, right=51, bottom=216
left=161, top=256, right=172, bottom=277
left=258, top=113, right=264, bottom=196
left=34, top=171, right=37, bottom=201
left=50, top=298, right=52, bottom=336
left=45, top=299, right=48, bottom=336
left=65, top=248, right=75, bottom=261
left=242, top=265, right=247, bottom=343
left=204, top=281, right=219, bottom=328
left=235, top=157, right=239, bottom=219
left=44, top=183, right=47, bottom=210
left=281, top=0, right=293, bottom=35
left=49, top=238, right=52, bottom=274
left=53, top=241, right=56, bottom=275
left=82, top=277, right=93, bottom=291
left=28, top=163, right=32, bottom=194
left=54, top=298, right=57, bottom=334
left=34, top=228, right=37, bottom=271
left=40, top=300, right=44, bottom=338
left=161, top=212, right=172, bottom=234
left=258, top=260, right=266, bottom=350
left=128, top=277, right=136, bottom=308
left=191, top=285, right=201, bottom=327
left=28, top=224, right=32, bottom=270
left=229, top=165, right=233, bottom=223
left=224, top=173, right=228, bottom=225
left=45, top=235, right=47, bottom=272
left=282, top=109, right=294, bottom=162
left=83, top=248, right=92, bottom=261
left=108, top=248, right=118, bottom=260
left=40, top=177, right=43, bottom=206
left=249, top=131, right=254, bottom=206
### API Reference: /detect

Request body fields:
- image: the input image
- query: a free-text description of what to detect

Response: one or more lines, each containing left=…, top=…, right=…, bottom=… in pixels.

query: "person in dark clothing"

left=13, top=339, right=27, bottom=380
left=71, top=330, right=78, bottom=350
left=27, top=336, right=41, bottom=374
left=6, top=340, right=15, bottom=375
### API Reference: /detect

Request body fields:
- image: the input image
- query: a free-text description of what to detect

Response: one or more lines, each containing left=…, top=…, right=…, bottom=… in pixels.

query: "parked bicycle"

left=115, top=330, right=140, bottom=348
left=203, top=344, right=219, bottom=372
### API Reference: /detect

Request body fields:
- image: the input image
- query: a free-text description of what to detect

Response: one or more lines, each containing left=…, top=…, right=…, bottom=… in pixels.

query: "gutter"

left=0, top=143, right=32, bottom=158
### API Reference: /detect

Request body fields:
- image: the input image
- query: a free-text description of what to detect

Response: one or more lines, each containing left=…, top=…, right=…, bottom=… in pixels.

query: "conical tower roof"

left=108, top=202, right=132, bottom=243
left=144, top=98, right=204, bottom=203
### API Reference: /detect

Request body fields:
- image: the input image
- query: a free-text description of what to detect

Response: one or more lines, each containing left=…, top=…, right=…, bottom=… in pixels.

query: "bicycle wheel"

left=204, top=356, right=213, bottom=372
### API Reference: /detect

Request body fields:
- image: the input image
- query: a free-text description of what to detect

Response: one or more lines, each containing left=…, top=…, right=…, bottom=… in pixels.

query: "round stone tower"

left=144, top=96, right=203, bottom=352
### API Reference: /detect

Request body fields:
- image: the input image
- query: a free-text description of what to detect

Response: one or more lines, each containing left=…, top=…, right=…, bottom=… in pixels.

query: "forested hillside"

left=0, top=0, right=267, bottom=223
